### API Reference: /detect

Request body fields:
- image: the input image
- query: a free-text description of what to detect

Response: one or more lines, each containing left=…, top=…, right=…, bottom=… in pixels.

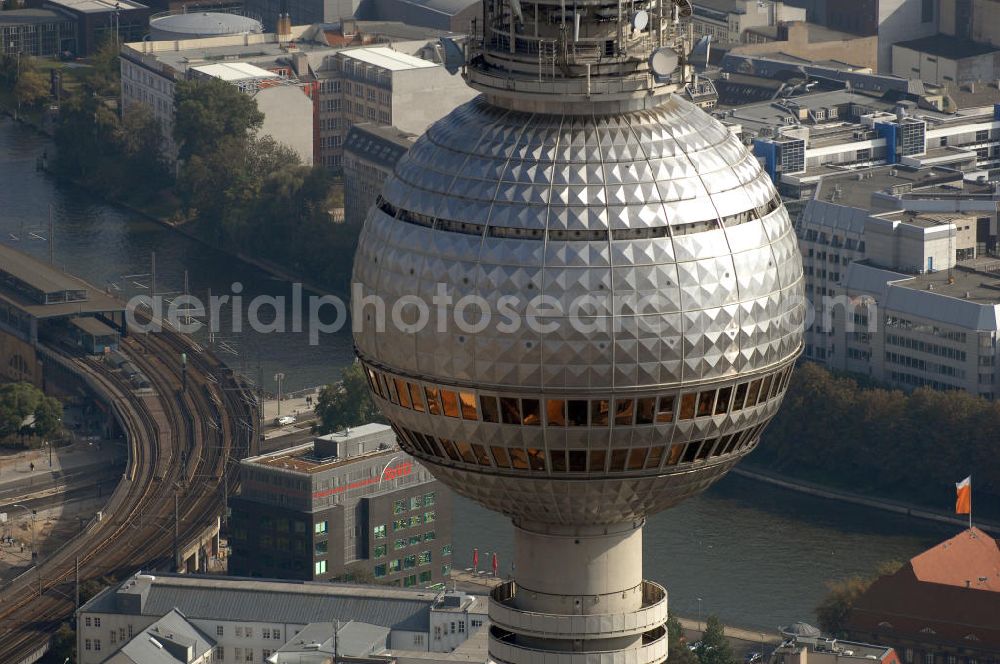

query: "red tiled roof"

left=910, top=528, right=1000, bottom=592
left=845, top=529, right=1000, bottom=652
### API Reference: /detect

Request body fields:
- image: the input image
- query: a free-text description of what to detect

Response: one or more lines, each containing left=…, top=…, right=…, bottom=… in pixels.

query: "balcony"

left=489, top=625, right=668, bottom=664
left=489, top=580, right=668, bottom=640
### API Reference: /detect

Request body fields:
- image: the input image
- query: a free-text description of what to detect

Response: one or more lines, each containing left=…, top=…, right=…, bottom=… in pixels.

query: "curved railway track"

left=0, top=323, right=258, bottom=662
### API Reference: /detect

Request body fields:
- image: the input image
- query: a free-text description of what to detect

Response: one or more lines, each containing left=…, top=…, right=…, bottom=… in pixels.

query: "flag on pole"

left=955, top=476, right=972, bottom=515
left=492, top=552, right=498, bottom=577
left=472, top=548, right=479, bottom=571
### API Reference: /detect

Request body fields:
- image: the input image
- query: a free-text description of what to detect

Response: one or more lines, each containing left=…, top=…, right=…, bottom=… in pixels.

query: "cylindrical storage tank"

left=149, top=12, right=263, bottom=41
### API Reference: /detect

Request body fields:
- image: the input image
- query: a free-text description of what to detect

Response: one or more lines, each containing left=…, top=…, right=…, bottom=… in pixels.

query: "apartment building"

left=343, top=123, right=415, bottom=225
left=76, top=572, right=487, bottom=664
left=228, top=424, right=453, bottom=587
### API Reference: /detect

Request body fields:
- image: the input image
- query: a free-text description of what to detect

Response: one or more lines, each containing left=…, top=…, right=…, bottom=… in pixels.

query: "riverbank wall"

left=733, top=465, right=999, bottom=532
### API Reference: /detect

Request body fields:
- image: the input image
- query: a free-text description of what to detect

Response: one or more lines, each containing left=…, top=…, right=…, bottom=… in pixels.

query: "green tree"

left=816, top=560, right=901, bottom=636
left=667, top=611, right=699, bottom=664
left=41, top=622, right=75, bottom=663
left=86, top=38, right=120, bottom=97
left=13, top=63, right=48, bottom=109
left=0, top=382, right=62, bottom=444
left=173, top=78, right=263, bottom=161
left=314, top=363, right=386, bottom=434
left=696, top=615, right=735, bottom=664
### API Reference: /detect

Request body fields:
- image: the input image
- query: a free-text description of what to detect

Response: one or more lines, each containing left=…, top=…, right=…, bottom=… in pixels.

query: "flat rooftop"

left=808, top=165, right=966, bottom=208
left=897, top=262, right=1000, bottom=305
left=0, top=8, right=70, bottom=24
left=0, top=244, right=125, bottom=319
left=246, top=424, right=397, bottom=474
left=896, top=34, right=1000, bottom=60
left=44, top=0, right=147, bottom=13
left=339, top=45, right=436, bottom=71
left=82, top=573, right=446, bottom=631
left=190, top=61, right=280, bottom=81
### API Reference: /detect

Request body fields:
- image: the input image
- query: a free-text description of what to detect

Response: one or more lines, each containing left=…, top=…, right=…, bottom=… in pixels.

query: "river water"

left=0, top=116, right=962, bottom=631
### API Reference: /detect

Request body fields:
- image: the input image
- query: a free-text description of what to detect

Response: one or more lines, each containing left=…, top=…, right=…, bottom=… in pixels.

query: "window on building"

left=315, top=560, right=327, bottom=575
left=418, top=550, right=432, bottom=565
left=394, top=499, right=406, bottom=514
left=315, top=521, right=328, bottom=534
left=215, top=646, right=224, bottom=660
left=442, top=543, right=452, bottom=556
left=921, top=0, right=933, bottom=22
left=375, top=564, right=388, bottom=577
left=273, top=628, right=282, bottom=640
left=217, top=625, right=224, bottom=636
left=424, top=492, right=435, bottom=506
left=459, top=621, right=465, bottom=633
left=424, top=511, right=435, bottom=523
left=374, top=524, right=386, bottom=539
left=375, top=544, right=387, bottom=558
left=236, top=627, right=244, bottom=638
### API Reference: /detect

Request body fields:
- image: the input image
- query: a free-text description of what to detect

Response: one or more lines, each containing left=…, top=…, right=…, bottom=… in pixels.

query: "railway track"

left=0, top=324, right=258, bottom=663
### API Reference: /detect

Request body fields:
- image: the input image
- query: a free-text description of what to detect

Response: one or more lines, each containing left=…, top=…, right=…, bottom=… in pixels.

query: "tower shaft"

left=489, top=523, right=668, bottom=664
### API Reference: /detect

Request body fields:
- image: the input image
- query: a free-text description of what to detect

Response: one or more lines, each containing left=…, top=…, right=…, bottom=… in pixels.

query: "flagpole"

left=970, top=477, right=973, bottom=530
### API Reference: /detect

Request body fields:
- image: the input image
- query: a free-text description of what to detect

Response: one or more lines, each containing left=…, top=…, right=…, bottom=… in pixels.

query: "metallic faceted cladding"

left=352, top=92, right=805, bottom=523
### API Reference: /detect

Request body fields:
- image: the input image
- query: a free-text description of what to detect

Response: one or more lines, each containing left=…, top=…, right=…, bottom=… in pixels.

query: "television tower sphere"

left=353, top=0, right=804, bottom=661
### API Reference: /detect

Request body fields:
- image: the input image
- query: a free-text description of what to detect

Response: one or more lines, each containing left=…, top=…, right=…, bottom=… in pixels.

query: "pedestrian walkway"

left=262, top=388, right=321, bottom=426
left=0, top=442, right=121, bottom=497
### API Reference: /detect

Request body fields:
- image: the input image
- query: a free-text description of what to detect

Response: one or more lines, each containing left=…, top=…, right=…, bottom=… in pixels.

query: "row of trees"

left=44, top=45, right=357, bottom=291
left=1, top=53, right=53, bottom=111
left=757, top=362, right=1000, bottom=519
left=0, top=382, right=63, bottom=447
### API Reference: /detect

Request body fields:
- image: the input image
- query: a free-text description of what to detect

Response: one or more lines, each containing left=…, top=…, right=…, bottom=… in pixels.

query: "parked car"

left=274, top=415, right=295, bottom=426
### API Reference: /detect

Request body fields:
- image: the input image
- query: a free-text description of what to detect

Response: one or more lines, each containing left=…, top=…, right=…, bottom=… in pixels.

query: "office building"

left=76, top=572, right=487, bottom=664
left=785, top=0, right=939, bottom=72
left=228, top=424, right=453, bottom=587
left=38, top=0, right=151, bottom=55
left=690, top=0, right=806, bottom=45
left=354, top=0, right=480, bottom=33
left=121, top=27, right=471, bottom=170
left=845, top=528, right=1000, bottom=661
left=794, top=165, right=1000, bottom=396
left=344, top=123, right=415, bottom=226
left=771, top=630, right=900, bottom=664
left=0, top=9, right=77, bottom=57
left=312, top=45, right=475, bottom=169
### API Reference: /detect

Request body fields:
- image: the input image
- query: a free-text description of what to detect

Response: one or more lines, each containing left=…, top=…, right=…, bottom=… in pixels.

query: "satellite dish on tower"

left=648, top=47, right=680, bottom=82
left=631, top=10, right=649, bottom=31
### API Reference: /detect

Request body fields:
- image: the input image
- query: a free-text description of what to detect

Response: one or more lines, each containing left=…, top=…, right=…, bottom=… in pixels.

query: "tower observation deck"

left=352, top=0, right=805, bottom=662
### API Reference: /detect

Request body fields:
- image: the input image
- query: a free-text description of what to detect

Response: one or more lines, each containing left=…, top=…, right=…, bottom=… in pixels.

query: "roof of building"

left=275, top=621, right=391, bottom=658
left=345, top=123, right=416, bottom=169
left=150, top=11, right=263, bottom=35
left=70, top=316, right=118, bottom=337
left=190, top=61, right=279, bottom=81
left=847, top=529, right=1000, bottom=648
left=0, top=244, right=125, bottom=319
left=910, top=527, right=1000, bottom=591
left=809, top=165, right=966, bottom=210
left=83, top=574, right=444, bottom=632
left=247, top=423, right=398, bottom=474
left=339, top=45, right=436, bottom=70
left=113, top=609, right=216, bottom=664
left=889, top=267, right=1000, bottom=326
left=391, top=625, right=489, bottom=664
left=895, top=34, right=1000, bottom=60
left=0, top=8, right=71, bottom=24
left=43, top=0, right=147, bottom=13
